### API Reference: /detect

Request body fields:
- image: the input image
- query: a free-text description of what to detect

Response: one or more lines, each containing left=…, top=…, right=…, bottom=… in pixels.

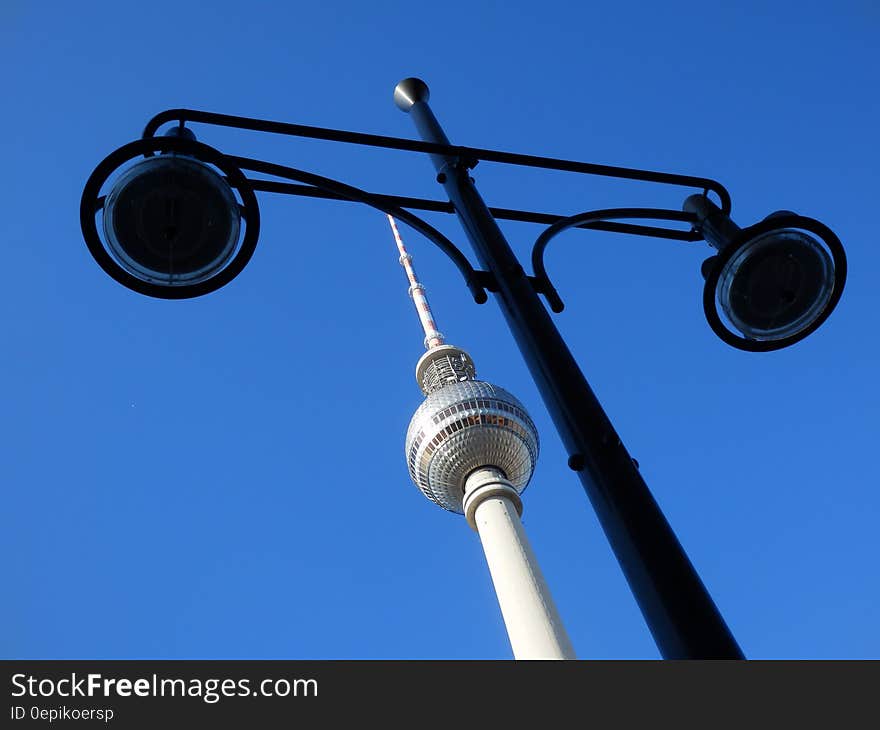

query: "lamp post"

left=80, top=78, right=846, bottom=659
left=394, top=78, right=742, bottom=659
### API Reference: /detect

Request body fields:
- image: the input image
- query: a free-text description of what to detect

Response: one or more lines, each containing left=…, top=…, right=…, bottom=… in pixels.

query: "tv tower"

left=389, top=214, right=575, bottom=660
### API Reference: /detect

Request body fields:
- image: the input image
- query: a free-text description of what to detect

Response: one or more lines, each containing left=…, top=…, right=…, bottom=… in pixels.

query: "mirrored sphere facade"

left=405, top=380, right=539, bottom=513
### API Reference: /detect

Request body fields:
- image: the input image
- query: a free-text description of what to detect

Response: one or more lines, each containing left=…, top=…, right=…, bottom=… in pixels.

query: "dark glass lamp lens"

left=717, top=230, right=834, bottom=341
left=103, top=156, right=240, bottom=286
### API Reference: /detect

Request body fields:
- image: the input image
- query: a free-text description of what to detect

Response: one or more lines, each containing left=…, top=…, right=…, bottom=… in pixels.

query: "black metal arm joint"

left=472, top=270, right=499, bottom=293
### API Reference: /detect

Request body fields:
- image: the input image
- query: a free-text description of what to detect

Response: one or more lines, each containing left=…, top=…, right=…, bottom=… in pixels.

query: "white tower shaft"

left=464, top=468, right=575, bottom=660
left=391, top=213, right=575, bottom=659
left=387, top=215, right=445, bottom=350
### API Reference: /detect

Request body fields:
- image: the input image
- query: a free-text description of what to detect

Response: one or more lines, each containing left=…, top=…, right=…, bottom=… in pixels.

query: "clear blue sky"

left=2, top=1, right=877, bottom=659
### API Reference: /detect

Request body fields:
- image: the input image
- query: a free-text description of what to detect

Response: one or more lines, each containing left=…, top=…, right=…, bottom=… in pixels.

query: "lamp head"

left=81, top=132, right=260, bottom=299
left=102, top=140, right=241, bottom=288
left=685, top=196, right=846, bottom=351
left=714, top=222, right=835, bottom=342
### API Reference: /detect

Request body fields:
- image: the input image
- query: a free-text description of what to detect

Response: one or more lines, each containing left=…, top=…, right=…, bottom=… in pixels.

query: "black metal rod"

left=141, top=108, right=731, bottom=213
left=242, top=178, right=701, bottom=242
left=395, top=78, right=743, bottom=659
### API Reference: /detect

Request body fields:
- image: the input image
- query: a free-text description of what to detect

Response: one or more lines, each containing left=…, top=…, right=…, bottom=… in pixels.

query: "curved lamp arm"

left=224, top=155, right=487, bottom=304
left=531, top=208, right=699, bottom=312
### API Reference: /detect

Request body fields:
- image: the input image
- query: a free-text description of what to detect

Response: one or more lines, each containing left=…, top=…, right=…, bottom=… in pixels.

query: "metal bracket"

left=472, top=270, right=558, bottom=304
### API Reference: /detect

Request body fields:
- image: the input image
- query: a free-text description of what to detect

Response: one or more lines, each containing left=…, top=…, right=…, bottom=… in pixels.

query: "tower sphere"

left=405, top=380, right=539, bottom=513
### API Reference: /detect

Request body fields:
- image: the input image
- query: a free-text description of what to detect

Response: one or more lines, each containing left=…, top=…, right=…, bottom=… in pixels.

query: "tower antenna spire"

left=387, top=214, right=445, bottom=351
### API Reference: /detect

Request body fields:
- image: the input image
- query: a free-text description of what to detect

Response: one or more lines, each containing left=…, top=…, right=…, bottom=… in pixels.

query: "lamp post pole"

left=394, top=78, right=743, bottom=659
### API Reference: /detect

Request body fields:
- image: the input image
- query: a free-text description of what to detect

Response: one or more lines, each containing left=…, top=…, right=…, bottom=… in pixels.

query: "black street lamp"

left=80, top=78, right=846, bottom=659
